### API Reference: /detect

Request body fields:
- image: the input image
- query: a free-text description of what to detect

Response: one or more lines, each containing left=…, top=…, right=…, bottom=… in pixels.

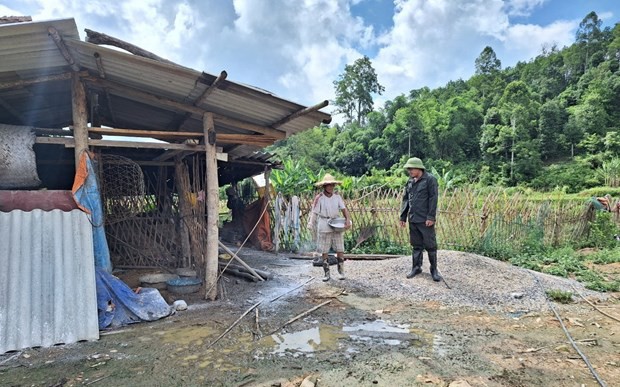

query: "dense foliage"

left=270, top=12, right=620, bottom=194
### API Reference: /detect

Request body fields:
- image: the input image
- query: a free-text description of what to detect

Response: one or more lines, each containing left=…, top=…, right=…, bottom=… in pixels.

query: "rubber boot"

left=336, top=258, right=345, bottom=280
left=406, top=249, right=423, bottom=278
left=322, top=260, right=331, bottom=282
left=429, top=250, right=442, bottom=282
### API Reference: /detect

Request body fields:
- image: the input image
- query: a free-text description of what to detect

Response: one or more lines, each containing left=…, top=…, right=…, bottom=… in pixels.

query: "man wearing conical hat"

left=307, top=173, right=352, bottom=281
left=399, top=157, right=442, bottom=282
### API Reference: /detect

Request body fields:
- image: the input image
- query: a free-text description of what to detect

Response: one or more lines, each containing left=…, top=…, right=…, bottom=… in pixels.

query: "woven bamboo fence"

left=272, top=186, right=596, bottom=254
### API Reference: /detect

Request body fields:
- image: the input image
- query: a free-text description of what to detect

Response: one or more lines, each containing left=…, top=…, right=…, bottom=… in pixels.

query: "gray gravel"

left=300, top=250, right=607, bottom=313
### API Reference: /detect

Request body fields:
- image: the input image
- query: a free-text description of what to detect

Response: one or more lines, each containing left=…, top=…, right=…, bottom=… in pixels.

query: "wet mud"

left=1, top=252, right=619, bottom=387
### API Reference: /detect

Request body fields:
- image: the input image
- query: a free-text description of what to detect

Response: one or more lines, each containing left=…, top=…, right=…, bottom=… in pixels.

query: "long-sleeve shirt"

left=309, top=192, right=346, bottom=233
left=399, top=171, right=438, bottom=223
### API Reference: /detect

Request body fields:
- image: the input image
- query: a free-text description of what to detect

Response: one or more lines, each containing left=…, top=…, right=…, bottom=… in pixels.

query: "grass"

left=545, top=289, right=573, bottom=303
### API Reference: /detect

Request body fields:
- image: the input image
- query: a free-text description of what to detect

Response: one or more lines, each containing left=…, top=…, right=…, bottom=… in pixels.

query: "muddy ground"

left=1, top=249, right=619, bottom=387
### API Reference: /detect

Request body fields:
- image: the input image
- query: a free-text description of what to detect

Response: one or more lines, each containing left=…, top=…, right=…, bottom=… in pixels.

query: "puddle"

left=432, top=334, right=449, bottom=357
left=267, top=325, right=345, bottom=355
left=161, top=325, right=217, bottom=346
left=343, top=320, right=419, bottom=345
left=266, top=320, right=422, bottom=355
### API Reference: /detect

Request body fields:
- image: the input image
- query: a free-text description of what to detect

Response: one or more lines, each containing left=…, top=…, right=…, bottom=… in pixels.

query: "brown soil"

left=1, top=250, right=619, bottom=387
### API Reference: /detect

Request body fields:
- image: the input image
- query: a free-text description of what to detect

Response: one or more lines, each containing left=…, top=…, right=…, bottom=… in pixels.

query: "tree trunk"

left=203, top=112, right=219, bottom=300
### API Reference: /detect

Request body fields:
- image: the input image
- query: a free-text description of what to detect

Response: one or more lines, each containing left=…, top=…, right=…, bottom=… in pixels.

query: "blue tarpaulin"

left=96, top=269, right=172, bottom=329
left=72, top=153, right=113, bottom=273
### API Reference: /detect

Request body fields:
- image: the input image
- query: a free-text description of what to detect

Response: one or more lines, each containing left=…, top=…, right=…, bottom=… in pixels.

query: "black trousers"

left=408, top=222, right=437, bottom=251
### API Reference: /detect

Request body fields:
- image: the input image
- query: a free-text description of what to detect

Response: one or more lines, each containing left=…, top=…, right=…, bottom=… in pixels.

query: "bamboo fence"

left=272, top=187, right=600, bottom=254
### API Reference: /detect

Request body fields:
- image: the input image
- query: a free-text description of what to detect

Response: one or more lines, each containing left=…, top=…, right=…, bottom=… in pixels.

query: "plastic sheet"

left=96, top=269, right=172, bottom=329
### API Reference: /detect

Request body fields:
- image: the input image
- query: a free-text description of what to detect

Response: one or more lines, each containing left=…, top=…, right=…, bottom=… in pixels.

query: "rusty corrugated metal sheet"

left=0, top=209, right=99, bottom=354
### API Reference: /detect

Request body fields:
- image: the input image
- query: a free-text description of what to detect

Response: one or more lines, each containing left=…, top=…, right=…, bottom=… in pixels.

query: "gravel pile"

left=298, top=250, right=607, bottom=313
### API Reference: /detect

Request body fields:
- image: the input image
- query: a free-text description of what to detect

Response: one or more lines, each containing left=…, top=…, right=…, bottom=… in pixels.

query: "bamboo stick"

left=268, top=300, right=332, bottom=335
left=205, top=301, right=262, bottom=349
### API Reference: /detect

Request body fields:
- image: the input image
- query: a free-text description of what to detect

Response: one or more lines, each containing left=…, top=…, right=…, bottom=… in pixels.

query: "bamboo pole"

left=218, top=241, right=265, bottom=281
left=71, top=72, right=88, bottom=169
left=268, top=300, right=332, bottom=335
left=204, top=112, right=220, bottom=300
left=205, top=301, right=262, bottom=349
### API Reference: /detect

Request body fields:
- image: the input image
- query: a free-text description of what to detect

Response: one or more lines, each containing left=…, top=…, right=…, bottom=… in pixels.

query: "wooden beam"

left=271, top=100, right=329, bottom=129
left=85, top=29, right=176, bottom=65
left=48, top=27, right=80, bottom=72
left=195, top=70, right=227, bottom=107
left=37, top=159, right=176, bottom=167
left=84, top=77, right=286, bottom=139
left=216, top=133, right=276, bottom=146
left=71, top=73, right=88, bottom=169
left=203, top=112, right=219, bottom=301
left=88, top=126, right=203, bottom=139
left=0, top=72, right=73, bottom=90
left=93, top=52, right=106, bottom=78
left=35, top=136, right=228, bottom=161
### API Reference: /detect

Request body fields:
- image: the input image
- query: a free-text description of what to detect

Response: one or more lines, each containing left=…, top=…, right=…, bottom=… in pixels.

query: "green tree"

left=576, top=11, right=604, bottom=72
left=475, top=46, right=501, bottom=75
left=333, top=56, right=385, bottom=125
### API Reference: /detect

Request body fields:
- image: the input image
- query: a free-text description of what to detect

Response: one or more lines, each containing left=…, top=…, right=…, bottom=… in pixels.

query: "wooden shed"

left=0, top=18, right=331, bottom=299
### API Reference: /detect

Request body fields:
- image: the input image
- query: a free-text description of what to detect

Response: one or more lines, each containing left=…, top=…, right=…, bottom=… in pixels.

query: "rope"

left=204, top=198, right=270, bottom=297
left=527, top=271, right=607, bottom=387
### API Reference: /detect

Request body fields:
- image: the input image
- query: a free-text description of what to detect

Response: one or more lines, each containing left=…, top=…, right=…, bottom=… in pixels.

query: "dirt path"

left=1, top=250, right=619, bottom=387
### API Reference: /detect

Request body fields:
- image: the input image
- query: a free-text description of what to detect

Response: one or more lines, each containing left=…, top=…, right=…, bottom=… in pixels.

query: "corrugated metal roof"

left=0, top=18, right=331, bottom=162
left=0, top=209, right=99, bottom=354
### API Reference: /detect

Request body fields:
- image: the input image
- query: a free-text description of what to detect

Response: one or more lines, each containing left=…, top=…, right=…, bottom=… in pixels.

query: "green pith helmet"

left=403, top=157, right=425, bottom=170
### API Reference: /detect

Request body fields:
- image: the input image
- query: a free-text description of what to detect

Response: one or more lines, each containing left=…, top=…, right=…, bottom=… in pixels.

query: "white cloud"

left=374, top=0, right=510, bottom=98
left=1, top=0, right=607, bottom=116
left=504, top=20, right=576, bottom=59
left=505, top=0, right=547, bottom=17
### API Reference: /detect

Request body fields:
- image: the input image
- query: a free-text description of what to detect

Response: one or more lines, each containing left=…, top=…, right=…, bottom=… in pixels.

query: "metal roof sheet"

left=0, top=209, right=99, bottom=354
left=0, top=17, right=331, bottom=182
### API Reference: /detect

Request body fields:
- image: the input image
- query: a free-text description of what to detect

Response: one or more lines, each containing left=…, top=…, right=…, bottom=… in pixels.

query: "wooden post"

left=174, top=158, right=192, bottom=268
left=203, top=112, right=219, bottom=300
left=71, top=72, right=88, bottom=169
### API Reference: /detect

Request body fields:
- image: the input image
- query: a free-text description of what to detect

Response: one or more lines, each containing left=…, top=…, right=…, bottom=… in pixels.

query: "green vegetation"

left=545, top=289, right=574, bottom=303
left=266, top=11, right=620, bottom=292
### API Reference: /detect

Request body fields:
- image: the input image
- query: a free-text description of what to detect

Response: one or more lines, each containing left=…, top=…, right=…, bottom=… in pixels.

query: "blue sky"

left=1, top=0, right=619, bottom=117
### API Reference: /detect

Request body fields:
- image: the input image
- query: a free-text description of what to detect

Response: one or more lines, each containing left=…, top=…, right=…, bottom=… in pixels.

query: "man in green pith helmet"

left=399, top=157, right=442, bottom=282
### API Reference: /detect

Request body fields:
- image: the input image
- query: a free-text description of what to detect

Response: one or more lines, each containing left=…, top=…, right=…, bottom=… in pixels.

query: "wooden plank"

left=0, top=72, right=73, bottom=90
left=288, top=253, right=403, bottom=261
left=88, top=126, right=203, bottom=138
left=35, top=136, right=227, bottom=161
left=213, top=114, right=285, bottom=139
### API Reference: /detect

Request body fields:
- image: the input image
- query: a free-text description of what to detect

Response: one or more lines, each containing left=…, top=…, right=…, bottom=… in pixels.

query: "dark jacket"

left=399, top=171, right=438, bottom=223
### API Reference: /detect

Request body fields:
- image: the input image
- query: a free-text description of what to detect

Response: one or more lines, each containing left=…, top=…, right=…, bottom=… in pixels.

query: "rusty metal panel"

left=0, top=209, right=99, bottom=354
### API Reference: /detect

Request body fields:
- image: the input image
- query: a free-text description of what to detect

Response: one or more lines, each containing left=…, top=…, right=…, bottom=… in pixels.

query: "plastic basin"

left=166, top=277, right=202, bottom=294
